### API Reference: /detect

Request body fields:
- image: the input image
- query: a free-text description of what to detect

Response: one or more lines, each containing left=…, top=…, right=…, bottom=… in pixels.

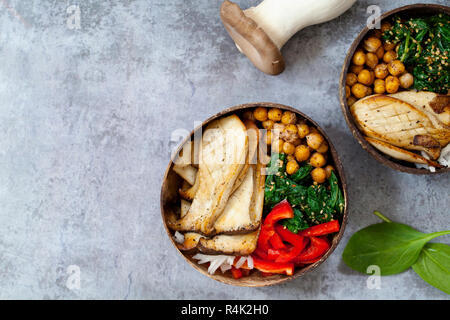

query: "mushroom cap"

left=220, top=0, right=285, bottom=75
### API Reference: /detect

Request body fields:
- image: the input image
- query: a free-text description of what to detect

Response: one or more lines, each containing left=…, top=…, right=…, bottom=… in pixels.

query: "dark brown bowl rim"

left=339, top=3, right=450, bottom=175
left=160, top=102, right=348, bottom=287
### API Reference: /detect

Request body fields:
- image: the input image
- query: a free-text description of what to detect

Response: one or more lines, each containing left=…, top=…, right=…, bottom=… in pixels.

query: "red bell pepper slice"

left=269, top=232, right=287, bottom=250
left=298, top=220, right=340, bottom=237
left=253, top=247, right=270, bottom=260
left=257, top=225, right=275, bottom=252
left=273, top=225, right=308, bottom=263
left=267, top=248, right=280, bottom=261
left=263, top=199, right=294, bottom=228
left=295, top=236, right=330, bottom=262
left=251, top=256, right=294, bottom=276
left=231, top=267, right=243, bottom=279
left=276, top=225, right=305, bottom=246
left=296, top=256, right=322, bottom=265
left=319, top=235, right=331, bottom=246
left=255, top=200, right=294, bottom=257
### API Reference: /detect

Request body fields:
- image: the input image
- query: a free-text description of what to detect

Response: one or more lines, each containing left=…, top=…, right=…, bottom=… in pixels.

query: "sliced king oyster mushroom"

left=167, top=114, right=248, bottom=236
left=351, top=95, right=450, bottom=160
left=365, top=136, right=442, bottom=168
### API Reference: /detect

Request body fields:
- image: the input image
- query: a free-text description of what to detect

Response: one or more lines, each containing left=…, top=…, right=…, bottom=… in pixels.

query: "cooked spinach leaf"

left=265, top=156, right=345, bottom=231
left=382, top=14, right=450, bottom=94
left=281, top=208, right=309, bottom=233
left=290, top=164, right=313, bottom=184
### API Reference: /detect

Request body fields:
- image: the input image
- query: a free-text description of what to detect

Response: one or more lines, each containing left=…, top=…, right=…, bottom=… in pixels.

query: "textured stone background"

left=0, top=0, right=449, bottom=299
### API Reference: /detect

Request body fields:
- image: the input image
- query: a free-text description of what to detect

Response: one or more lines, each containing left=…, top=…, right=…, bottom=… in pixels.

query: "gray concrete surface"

left=0, top=0, right=449, bottom=300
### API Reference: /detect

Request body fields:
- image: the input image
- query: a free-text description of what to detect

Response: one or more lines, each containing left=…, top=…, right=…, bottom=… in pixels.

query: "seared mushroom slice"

left=366, top=137, right=442, bottom=168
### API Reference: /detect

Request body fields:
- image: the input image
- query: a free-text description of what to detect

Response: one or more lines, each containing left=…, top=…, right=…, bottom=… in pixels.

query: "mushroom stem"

left=243, top=2, right=306, bottom=50
left=221, top=0, right=356, bottom=74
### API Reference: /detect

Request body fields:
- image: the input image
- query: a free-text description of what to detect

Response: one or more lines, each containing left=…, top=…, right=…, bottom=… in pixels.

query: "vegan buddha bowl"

left=340, top=4, right=450, bottom=174
left=160, top=103, right=348, bottom=286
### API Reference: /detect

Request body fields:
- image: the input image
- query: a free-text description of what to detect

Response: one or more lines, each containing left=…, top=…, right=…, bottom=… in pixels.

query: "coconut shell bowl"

left=160, top=102, right=348, bottom=287
left=340, top=4, right=450, bottom=175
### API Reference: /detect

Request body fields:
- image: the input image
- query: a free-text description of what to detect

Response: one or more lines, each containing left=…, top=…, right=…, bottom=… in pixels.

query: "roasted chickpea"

left=293, top=137, right=302, bottom=146
left=316, top=141, right=329, bottom=154
left=306, top=132, right=324, bottom=150
left=383, top=50, right=397, bottom=63
left=281, top=111, right=296, bottom=125
left=268, top=108, right=282, bottom=121
left=309, top=152, right=326, bottom=168
left=309, top=127, right=319, bottom=134
left=347, top=96, right=357, bottom=106
left=272, top=123, right=285, bottom=134
left=374, top=78, right=386, bottom=94
left=311, top=167, right=327, bottom=184
left=287, top=154, right=295, bottom=162
left=346, top=73, right=358, bottom=86
left=350, top=64, right=364, bottom=74
left=262, top=119, right=274, bottom=130
left=271, top=139, right=284, bottom=153
left=345, top=85, right=351, bottom=98
left=383, top=41, right=396, bottom=51
left=351, top=83, right=369, bottom=99
left=388, top=60, right=405, bottom=76
left=357, top=69, right=373, bottom=86
left=399, top=72, right=414, bottom=89
left=375, top=46, right=385, bottom=59
left=253, top=107, right=268, bottom=121
left=374, top=63, right=389, bottom=79
left=366, top=86, right=373, bottom=96
left=285, top=124, right=298, bottom=134
left=265, top=130, right=273, bottom=146
left=297, top=123, right=310, bottom=139
left=281, top=124, right=299, bottom=144
left=282, top=141, right=295, bottom=155
left=370, top=71, right=375, bottom=84
left=352, top=50, right=366, bottom=66
left=295, top=145, right=310, bottom=162
left=324, top=165, right=334, bottom=179
left=286, top=160, right=300, bottom=175
left=365, top=53, right=378, bottom=69
left=364, top=36, right=381, bottom=52
left=381, top=21, right=392, bottom=33
left=385, top=75, right=400, bottom=93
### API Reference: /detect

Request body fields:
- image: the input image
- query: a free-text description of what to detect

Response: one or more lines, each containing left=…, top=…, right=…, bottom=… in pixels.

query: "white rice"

left=173, top=231, right=185, bottom=244
left=192, top=254, right=253, bottom=275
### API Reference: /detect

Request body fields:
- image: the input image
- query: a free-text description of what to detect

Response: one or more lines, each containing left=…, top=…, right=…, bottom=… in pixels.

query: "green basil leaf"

left=412, top=243, right=450, bottom=295
left=342, top=222, right=450, bottom=275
